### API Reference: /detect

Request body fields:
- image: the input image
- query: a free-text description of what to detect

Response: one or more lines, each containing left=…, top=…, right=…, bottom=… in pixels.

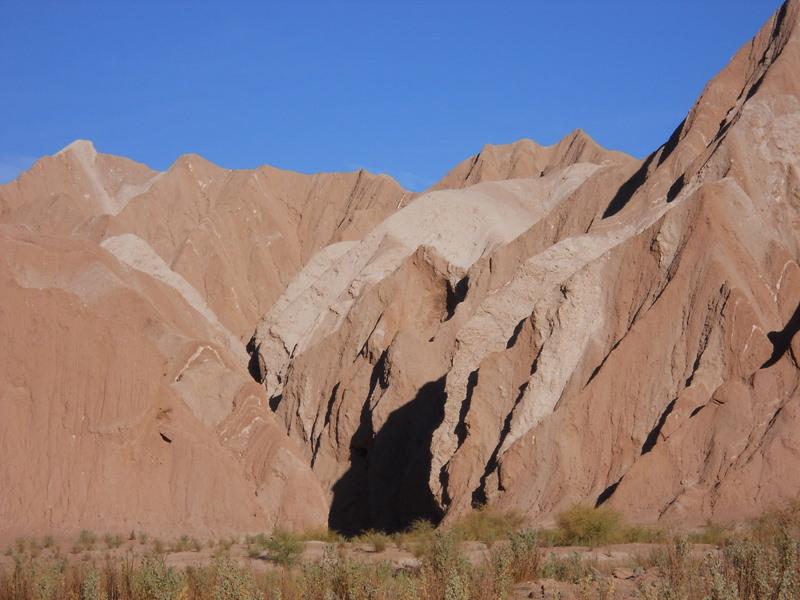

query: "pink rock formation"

left=1, top=0, right=799, bottom=540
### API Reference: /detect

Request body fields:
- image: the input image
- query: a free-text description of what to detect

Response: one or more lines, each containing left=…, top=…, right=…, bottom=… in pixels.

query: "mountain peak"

left=55, top=139, right=97, bottom=159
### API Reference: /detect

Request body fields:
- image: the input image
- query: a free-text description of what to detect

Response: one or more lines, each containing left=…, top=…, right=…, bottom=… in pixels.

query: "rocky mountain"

left=1, top=0, right=799, bottom=541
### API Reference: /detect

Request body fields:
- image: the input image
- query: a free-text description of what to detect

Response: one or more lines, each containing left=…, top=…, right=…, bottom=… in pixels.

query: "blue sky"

left=0, top=1, right=783, bottom=190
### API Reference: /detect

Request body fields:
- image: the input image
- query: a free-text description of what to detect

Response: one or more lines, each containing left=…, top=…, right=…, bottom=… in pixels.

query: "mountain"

left=1, top=0, right=799, bottom=540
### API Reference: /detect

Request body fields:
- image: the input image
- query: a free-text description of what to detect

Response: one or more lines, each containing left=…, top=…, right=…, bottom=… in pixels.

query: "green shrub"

left=80, top=569, right=104, bottom=600
left=451, top=505, right=526, bottom=543
left=172, top=535, right=191, bottom=553
left=131, top=556, right=186, bottom=600
left=32, top=561, right=63, bottom=600
left=687, top=520, right=731, bottom=546
left=539, top=552, right=594, bottom=584
left=356, top=530, right=391, bottom=553
left=555, top=504, right=622, bottom=546
left=264, top=531, right=303, bottom=567
left=77, top=530, right=97, bottom=549
left=211, top=556, right=260, bottom=600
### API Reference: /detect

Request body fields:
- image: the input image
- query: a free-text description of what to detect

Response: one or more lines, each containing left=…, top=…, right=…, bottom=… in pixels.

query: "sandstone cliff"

left=1, top=0, right=799, bottom=540
left=253, top=0, right=800, bottom=532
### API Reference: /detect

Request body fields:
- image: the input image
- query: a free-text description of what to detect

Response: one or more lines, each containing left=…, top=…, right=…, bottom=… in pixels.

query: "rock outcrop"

left=1, top=0, right=799, bottom=541
left=254, top=0, right=800, bottom=532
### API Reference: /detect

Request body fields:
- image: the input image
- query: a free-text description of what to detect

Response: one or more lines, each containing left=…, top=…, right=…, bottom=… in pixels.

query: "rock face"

left=2, top=0, right=800, bottom=540
left=0, top=143, right=408, bottom=540
left=253, top=0, right=800, bottom=533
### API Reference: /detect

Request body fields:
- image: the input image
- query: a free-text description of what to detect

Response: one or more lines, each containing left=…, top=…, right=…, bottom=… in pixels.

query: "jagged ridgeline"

left=2, top=0, right=800, bottom=540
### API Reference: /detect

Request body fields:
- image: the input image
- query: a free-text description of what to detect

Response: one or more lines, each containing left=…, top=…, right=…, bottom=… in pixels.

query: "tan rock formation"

left=1, top=0, right=798, bottom=540
left=254, top=0, right=800, bottom=532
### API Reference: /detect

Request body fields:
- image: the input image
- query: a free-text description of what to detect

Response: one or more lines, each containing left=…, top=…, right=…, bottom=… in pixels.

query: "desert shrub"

left=419, top=530, right=471, bottom=600
left=32, top=561, right=64, bottom=600
left=484, top=529, right=541, bottom=599
left=211, top=556, right=260, bottom=600
left=104, top=533, right=123, bottom=549
left=244, top=534, right=265, bottom=558
left=539, top=552, right=594, bottom=584
left=356, top=530, right=391, bottom=553
left=723, top=532, right=799, bottom=600
left=172, top=535, right=191, bottom=553
left=555, top=504, right=622, bottom=546
left=78, top=531, right=98, bottom=549
left=506, top=529, right=541, bottom=581
left=131, top=555, right=186, bottom=600
left=299, top=546, right=415, bottom=600
left=687, top=520, right=731, bottom=546
left=620, top=525, right=666, bottom=544
left=264, top=531, right=303, bottom=567
left=295, top=528, right=343, bottom=543
left=395, top=518, right=436, bottom=554
left=750, top=500, right=800, bottom=542
left=451, top=505, right=526, bottom=543
left=80, top=569, right=104, bottom=600
left=41, top=536, right=54, bottom=550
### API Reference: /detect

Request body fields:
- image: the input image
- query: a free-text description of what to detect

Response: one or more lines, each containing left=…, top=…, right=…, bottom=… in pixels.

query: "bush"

left=80, top=569, right=103, bottom=600
left=539, top=552, right=594, bottom=584
left=32, top=561, right=63, bottom=600
left=131, top=556, right=186, bottom=600
left=211, top=556, right=260, bottom=600
left=555, top=504, right=622, bottom=546
left=356, top=530, right=391, bottom=553
left=264, top=531, right=303, bottom=567
left=77, top=531, right=97, bottom=549
left=451, top=505, right=526, bottom=543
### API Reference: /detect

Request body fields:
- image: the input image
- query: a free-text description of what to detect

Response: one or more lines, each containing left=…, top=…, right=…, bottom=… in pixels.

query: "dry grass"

left=1, top=502, right=798, bottom=599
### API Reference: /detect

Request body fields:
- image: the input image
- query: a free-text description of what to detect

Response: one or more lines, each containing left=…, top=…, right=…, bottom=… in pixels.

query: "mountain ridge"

left=0, top=0, right=798, bottom=540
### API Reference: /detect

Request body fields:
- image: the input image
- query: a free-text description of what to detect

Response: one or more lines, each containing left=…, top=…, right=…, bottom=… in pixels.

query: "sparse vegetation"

left=355, top=529, right=392, bottom=553
left=1, top=502, right=799, bottom=599
left=263, top=531, right=303, bottom=567
left=104, top=532, right=123, bottom=549
left=555, top=504, right=623, bottom=546
left=450, top=504, right=527, bottom=544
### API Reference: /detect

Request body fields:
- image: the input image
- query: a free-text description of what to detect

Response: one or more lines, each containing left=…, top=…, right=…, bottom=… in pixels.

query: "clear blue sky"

left=0, top=1, right=783, bottom=190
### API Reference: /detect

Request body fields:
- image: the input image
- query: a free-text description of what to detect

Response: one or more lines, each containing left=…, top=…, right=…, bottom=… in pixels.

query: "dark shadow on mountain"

left=454, top=370, right=478, bottom=448
left=603, top=117, right=687, bottom=219
left=762, top=300, right=800, bottom=368
left=641, top=398, right=676, bottom=455
left=328, top=376, right=447, bottom=535
left=245, top=336, right=263, bottom=383
left=445, top=276, right=470, bottom=320
left=666, top=174, right=685, bottom=203
left=656, top=118, right=686, bottom=167
left=602, top=153, right=655, bottom=218
left=595, top=476, right=623, bottom=507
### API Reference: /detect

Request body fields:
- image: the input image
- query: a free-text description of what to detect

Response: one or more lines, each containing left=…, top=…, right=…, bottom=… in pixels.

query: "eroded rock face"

left=0, top=144, right=407, bottom=540
left=254, top=0, right=800, bottom=532
left=2, top=0, right=799, bottom=540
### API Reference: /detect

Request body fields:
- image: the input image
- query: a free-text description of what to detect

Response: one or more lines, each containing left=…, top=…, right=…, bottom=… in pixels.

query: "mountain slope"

left=254, top=0, right=800, bottom=531
left=1, top=0, right=798, bottom=540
